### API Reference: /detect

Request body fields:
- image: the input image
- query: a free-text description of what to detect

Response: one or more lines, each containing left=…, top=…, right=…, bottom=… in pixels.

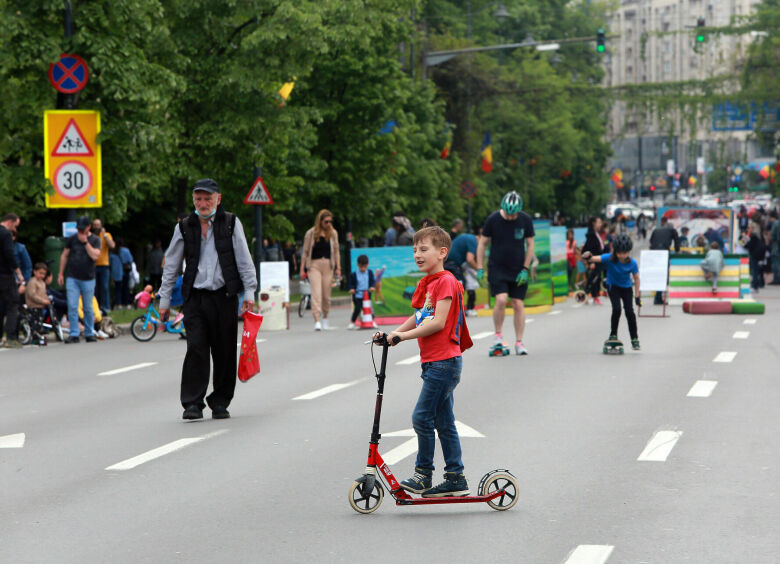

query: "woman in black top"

left=581, top=216, right=605, bottom=302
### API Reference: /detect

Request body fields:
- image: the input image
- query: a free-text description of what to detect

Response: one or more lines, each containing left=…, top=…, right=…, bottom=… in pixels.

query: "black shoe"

left=421, top=472, right=470, bottom=498
left=65, top=336, right=80, bottom=344
left=182, top=405, right=203, bottom=420
left=85, top=336, right=97, bottom=342
left=211, top=405, right=230, bottom=419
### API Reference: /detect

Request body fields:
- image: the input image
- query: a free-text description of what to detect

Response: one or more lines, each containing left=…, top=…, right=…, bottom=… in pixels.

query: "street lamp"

left=494, top=4, right=510, bottom=66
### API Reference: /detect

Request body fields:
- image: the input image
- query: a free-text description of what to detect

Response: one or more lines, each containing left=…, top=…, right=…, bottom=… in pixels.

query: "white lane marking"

left=526, top=318, right=534, bottom=323
left=0, top=433, right=25, bottom=448
left=98, top=362, right=158, bottom=376
left=637, top=430, right=683, bottom=462
left=713, top=351, right=737, bottom=363
left=732, top=331, right=749, bottom=339
left=548, top=310, right=561, bottom=315
left=471, top=331, right=494, bottom=340
left=687, top=380, right=718, bottom=398
left=292, top=379, right=364, bottom=400
left=396, top=354, right=421, bottom=365
left=106, top=430, right=227, bottom=470
left=743, top=318, right=757, bottom=325
left=382, top=438, right=418, bottom=465
left=564, top=545, right=614, bottom=564
left=382, top=421, right=485, bottom=464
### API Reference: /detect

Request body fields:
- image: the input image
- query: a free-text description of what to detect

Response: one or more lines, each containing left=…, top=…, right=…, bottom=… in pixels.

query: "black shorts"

left=488, top=269, right=528, bottom=300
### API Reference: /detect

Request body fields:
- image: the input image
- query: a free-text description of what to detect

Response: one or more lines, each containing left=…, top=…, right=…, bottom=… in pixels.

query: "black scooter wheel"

left=348, top=479, right=384, bottom=514
left=479, top=471, right=519, bottom=511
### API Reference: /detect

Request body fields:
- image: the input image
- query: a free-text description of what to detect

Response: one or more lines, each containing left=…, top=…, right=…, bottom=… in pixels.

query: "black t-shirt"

left=65, top=233, right=101, bottom=280
left=311, top=237, right=330, bottom=260
left=482, top=210, right=535, bottom=273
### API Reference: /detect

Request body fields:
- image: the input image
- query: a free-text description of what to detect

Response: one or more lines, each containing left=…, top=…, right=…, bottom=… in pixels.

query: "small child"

left=134, top=284, right=154, bottom=309
left=25, top=263, right=52, bottom=344
left=383, top=226, right=473, bottom=497
left=700, top=241, right=724, bottom=294
left=347, top=255, right=376, bottom=330
left=583, top=233, right=641, bottom=350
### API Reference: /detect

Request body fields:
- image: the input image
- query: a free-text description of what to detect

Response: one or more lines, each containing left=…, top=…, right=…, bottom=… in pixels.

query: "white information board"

left=640, top=250, right=669, bottom=292
left=259, top=261, right=290, bottom=302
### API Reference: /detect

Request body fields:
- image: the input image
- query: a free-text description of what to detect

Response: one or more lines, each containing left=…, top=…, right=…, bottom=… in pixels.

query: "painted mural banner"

left=657, top=207, right=734, bottom=252
left=550, top=226, right=568, bottom=301
left=525, top=219, right=553, bottom=307
left=350, top=246, right=424, bottom=317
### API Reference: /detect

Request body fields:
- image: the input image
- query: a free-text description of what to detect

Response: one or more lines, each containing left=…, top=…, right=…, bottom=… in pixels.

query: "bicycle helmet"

left=612, top=233, right=633, bottom=253
left=501, top=191, right=523, bottom=214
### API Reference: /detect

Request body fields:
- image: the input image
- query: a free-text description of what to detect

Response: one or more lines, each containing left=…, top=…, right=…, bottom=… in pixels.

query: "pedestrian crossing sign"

left=44, top=110, right=102, bottom=208
left=244, top=176, right=273, bottom=205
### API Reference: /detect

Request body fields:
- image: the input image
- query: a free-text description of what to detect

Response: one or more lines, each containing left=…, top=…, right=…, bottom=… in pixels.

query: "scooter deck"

left=603, top=339, right=624, bottom=355
left=393, top=489, right=508, bottom=505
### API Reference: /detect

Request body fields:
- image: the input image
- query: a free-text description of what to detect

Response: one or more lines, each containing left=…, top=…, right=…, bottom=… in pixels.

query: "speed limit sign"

left=54, top=161, right=92, bottom=200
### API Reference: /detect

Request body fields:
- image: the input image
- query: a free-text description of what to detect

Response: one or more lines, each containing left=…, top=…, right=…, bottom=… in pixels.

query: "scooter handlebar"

left=364, top=332, right=401, bottom=346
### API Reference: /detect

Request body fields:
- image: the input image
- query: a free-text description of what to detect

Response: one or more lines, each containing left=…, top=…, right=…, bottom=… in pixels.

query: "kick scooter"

left=348, top=333, right=519, bottom=514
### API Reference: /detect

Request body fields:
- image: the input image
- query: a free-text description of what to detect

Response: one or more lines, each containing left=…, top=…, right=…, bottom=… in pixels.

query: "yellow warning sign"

left=44, top=110, right=101, bottom=208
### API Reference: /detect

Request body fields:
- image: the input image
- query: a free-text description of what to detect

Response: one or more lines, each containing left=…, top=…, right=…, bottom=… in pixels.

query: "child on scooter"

left=383, top=226, right=473, bottom=497
left=582, top=233, right=641, bottom=350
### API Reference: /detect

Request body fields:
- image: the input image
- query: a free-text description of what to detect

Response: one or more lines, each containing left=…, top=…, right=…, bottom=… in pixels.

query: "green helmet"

left=501, top=191, right=523, bottom=214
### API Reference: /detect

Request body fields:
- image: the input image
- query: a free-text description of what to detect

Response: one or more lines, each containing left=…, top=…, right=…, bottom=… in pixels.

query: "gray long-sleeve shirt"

left=158, top=215, right=257, bottom=309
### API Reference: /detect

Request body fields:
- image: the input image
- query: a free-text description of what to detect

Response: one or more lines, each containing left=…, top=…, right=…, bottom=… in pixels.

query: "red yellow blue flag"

left=480, top=131, right=492, bottom=173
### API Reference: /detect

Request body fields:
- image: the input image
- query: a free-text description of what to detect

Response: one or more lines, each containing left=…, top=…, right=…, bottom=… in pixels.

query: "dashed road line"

left=548, top=310, right=561, bottom=315
left=396, top=354, right=421, bottom=365
left=0, top=433, right=25, bottom=448
left=292, top=379, right=365, bottom=400
left=471, top=331, right=494, bottom=340
left=732, top=331, right=750, bottom=339
left=713, top=351, right=737, bottom=363
left=105, top=430, right=227, bottom=471
left=687, top=380, right=718, bottom=398
left=98, top=362, right=158, bottom=376
left=743, top=318, right=757, bottom=325
left=637, top=430, right=683, bottom=462
left=564, top=545, right=614, bottom=564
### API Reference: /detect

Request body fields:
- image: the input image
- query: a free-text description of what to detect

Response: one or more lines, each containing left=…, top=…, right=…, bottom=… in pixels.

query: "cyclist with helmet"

left=476, top=191, right=535, bottom=355
left=582, top=233, right=641, bottom=350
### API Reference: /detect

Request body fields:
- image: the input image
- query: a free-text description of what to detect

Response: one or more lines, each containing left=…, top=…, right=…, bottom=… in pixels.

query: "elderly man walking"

left=158, top=179, right=257, bottom=420
left=0, top=213, right=23, bottom=348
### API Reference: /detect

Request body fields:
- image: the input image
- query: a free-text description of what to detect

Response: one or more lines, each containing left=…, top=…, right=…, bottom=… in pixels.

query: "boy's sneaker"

left=400, top=468, right=432, bottom=494
left=515, top=340, right=528, bottom=355
left=631, top=338, right=640, bottom=350
left=422, top=472, right=470, bottom=498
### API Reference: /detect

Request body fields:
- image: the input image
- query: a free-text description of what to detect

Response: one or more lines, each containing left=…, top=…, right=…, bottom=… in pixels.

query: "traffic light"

left=596, top=28, right=606, bottom=53
left=728, top=185, right=739, bottom=193
left=649, top=185, right=655, bottom=192
left=696, top=18, right=706, bottom=43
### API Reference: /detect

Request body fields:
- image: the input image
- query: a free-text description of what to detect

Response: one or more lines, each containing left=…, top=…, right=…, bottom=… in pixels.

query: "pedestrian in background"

left=449, top=218, right=463, bottom=242
left=12, top=232, right=32, bottom=283
left=649, top=216, right=679, bottom=304
left=91, top=218, right=116, bottom=311
left=109, top=247, right=123, bottom=309
left=158, top=179, right=256, bottom=421
left=769, top=210, right=780, bottom=285
left=0, top=213, right=23, bottom=348
left=581, top=216, right=605, bottom=305
left=146, top=239, right=164, bottom=291
left=58, top=215, right=101, bottom=343
left=300, top=209, right=341, bottom=331
left=117, top=239, right=134, bottom=307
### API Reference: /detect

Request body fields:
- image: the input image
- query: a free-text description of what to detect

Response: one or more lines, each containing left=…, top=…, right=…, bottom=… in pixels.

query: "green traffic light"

left=597, top=45, right=605, bottom=53
left=696, top=34, right=705, bottom=42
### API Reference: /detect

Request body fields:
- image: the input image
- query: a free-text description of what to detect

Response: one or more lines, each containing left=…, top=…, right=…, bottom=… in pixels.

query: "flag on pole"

left=278, top=80, right=295, bottom=106
left=480, top=131, right=492, bottom=173
left=441, top=140, right=451, bottom=159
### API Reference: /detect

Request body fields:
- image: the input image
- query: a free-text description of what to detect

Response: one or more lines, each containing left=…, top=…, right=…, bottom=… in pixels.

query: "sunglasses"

left=323, top=218, right=333, bottom=224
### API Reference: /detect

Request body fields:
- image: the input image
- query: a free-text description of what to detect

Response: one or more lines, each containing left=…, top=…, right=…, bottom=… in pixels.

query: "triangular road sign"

left=52, top=118, right=94, bottom=156
left=244, top=176, right=273, bottom=205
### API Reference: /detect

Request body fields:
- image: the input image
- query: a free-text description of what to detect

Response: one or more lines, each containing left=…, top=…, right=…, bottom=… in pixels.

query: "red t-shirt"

left=414, top=272, right=466, bottom=363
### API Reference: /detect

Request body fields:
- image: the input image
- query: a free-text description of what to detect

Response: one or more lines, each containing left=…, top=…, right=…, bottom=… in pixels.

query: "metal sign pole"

left=253, top=166, right=264, bottom=298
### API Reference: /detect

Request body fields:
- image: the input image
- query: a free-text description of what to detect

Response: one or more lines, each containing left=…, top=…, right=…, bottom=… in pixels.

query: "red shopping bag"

left=238, top=312, right=263, bottom=382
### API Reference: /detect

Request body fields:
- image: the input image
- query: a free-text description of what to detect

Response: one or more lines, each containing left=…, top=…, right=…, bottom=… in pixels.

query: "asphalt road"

left=1, top=288, right=779, bottom=563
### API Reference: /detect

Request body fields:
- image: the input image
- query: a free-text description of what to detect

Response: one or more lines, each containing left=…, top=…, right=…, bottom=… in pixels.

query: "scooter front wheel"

left=479, top=471, right=519, bottom=511
left=348, top=479, right=384, bottom=514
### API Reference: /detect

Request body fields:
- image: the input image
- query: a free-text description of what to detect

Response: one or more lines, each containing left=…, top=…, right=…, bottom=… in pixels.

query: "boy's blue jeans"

left=412, top=355, right=464, bottom=474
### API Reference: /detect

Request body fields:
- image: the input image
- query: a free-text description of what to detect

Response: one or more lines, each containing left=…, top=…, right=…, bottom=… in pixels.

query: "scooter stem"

left=370, top=342, right=390, bottom=445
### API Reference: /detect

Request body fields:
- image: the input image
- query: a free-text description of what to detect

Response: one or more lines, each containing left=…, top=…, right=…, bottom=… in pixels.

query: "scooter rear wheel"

left=348, top=479, right=384, bottom=514
left=479, top=471, right=519, bottom=511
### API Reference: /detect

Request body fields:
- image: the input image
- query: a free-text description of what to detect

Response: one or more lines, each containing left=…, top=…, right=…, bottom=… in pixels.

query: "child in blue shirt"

left=583, top=233, right=641, bottom=349
left=348, top=254, right=375, bottom=329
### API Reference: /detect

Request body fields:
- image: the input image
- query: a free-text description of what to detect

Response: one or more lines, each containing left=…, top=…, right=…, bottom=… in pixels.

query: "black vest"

left=179, top=205, right=243, bottom=302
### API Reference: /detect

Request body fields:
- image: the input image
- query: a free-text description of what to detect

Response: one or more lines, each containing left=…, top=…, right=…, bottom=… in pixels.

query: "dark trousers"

left=181, top=288, right=238, bottom=409
left=95, top=266, right=111, bottom=310
left=608, top=285, right=638, bottom=340
left=586, top=265, right=602, bottom=298
left=0, top=275, right=19, bottom=340
left=351, top=295, right=363, bottom=322
left=466, top=290, right=475, bottom=310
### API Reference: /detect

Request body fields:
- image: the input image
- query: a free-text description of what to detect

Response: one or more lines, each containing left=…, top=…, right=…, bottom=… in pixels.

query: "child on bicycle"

left=583, top=233, right=641, bottom=350
left=383, top=226, right=473, bottom=497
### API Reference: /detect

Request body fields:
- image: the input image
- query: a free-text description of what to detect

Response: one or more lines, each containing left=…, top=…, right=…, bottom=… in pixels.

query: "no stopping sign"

left=54, top=160, right=93, bottom=200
